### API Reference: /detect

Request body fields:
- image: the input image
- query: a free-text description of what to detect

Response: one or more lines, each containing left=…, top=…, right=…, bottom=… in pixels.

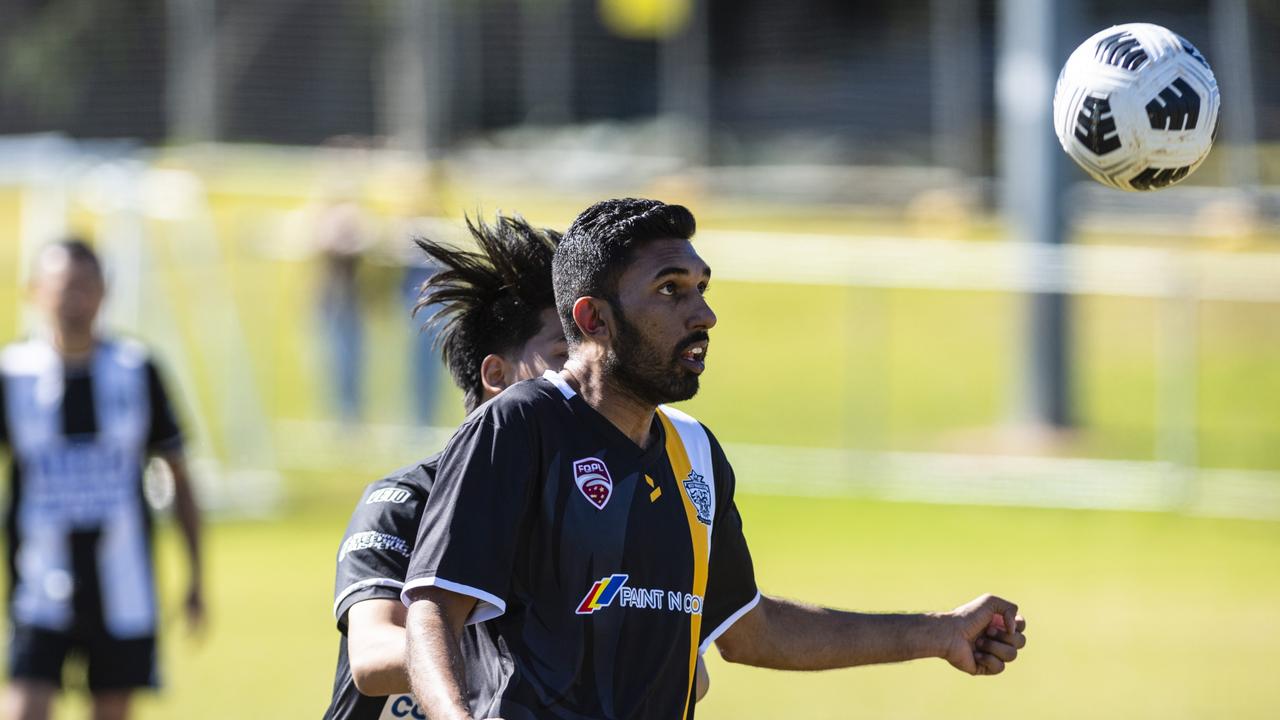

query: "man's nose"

left=689, top=295, right=717, bottom=331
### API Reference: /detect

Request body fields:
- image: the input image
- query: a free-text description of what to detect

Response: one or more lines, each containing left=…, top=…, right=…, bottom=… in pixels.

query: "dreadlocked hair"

left=412, top=214, right=561, bottom=412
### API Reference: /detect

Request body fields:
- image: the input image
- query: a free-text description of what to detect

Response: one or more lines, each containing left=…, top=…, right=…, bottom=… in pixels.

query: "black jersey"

left=0, top=337, right=183, bottom=639
left=325, top=458, right=502, bottom=720
left=402, top=372, right=759, bottom=720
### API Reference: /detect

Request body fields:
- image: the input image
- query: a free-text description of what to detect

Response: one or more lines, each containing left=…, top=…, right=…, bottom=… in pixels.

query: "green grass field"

left=2, top=157, right=1279, bottom=717
left=93, top=494, right=1277, bottom=719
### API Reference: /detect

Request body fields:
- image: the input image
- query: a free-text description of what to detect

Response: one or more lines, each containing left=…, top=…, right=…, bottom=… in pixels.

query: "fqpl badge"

left=573, top=457, right=613, bottom=510
left=682, top=470, right=712, bottom=525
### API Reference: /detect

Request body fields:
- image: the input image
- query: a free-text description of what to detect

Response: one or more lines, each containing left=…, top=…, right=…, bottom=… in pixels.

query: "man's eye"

left=697, top=283, right=709, bottom=295
left=658, top=283, right=676, bottom=296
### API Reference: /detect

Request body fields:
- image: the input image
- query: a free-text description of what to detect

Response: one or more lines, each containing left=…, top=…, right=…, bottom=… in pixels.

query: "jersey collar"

left=542, top=370, right=666, bottom=464
left=543, top=369, right=576, bottom=399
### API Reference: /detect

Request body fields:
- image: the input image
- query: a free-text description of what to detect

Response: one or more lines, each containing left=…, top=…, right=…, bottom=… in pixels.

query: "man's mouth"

left=678, top=340, right=708, bottom=374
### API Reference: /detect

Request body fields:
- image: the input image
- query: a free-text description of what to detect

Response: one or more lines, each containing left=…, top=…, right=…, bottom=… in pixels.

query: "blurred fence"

left=5, top=0, right=1280, bottom=183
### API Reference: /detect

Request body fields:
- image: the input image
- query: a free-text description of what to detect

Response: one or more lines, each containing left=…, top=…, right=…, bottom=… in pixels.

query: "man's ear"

left=480, top=354, right=509, bottom=397
left=571, top=297, right=613, bottom=342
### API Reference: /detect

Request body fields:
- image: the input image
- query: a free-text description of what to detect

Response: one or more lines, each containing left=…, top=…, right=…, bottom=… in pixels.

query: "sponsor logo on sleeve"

left=380, top=694, right=426, bottom=719
left=573, top=457, right=613, bottom=510
left=366, top=487, right=413, bottom=505
left=682, top=470, right=712, bottom=525
left=339, top=531, right=410, bottom=562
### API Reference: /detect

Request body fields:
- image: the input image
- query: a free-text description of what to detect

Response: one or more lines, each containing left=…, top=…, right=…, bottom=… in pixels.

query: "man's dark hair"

left=552, top=198, right=696, bottom=344
left=39, top=237, right=103, bottom=279
left=412, top=214, right=561, bottom=412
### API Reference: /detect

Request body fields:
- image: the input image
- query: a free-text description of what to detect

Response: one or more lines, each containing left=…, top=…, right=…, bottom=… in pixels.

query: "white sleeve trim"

left=333, top=578, right=405, bottom=618
left=400, top=576, right=507, bottom=625
left=700, top=590, right=762, bottom=655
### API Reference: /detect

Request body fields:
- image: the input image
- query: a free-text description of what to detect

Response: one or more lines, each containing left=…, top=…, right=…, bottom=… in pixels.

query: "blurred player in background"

left=403, top=199, right=1027, bottom=719
left=400, top=255, right=445, bottom=427
left=0, top=239, right=204, bottom=720
left=323, top=214, right=712, bottom=719
left=314, top=200, right=373, bottom=424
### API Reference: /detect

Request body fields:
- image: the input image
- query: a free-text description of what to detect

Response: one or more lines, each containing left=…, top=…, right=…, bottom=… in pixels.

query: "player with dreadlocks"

left=322, top=214, right=565, bottom=720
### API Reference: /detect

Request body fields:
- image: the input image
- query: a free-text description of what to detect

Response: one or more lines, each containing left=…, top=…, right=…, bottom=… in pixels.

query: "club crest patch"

left=573, top=457, right=613, bottom=510
left=682, top=470, right=712, bottom=525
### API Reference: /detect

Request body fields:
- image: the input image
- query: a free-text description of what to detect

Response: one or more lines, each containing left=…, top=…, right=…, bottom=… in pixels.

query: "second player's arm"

left=347, top=599, right=410, bottom=696
left=714, top=593, right=1025, bottom=676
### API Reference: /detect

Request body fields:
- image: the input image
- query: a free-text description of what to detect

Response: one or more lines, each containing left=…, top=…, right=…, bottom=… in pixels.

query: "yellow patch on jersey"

left=645, top=474, right=662, bottom=502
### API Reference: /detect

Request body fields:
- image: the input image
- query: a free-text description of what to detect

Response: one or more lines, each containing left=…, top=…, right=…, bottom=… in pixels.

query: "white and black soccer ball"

left=1053, top=23, right=1220, bottom=191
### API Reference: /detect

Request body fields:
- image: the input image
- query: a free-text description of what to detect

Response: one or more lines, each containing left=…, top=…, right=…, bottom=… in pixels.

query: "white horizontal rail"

left=726, top=442, right=1280, bottom=521
left=273, top=419, right=1280, bottom=521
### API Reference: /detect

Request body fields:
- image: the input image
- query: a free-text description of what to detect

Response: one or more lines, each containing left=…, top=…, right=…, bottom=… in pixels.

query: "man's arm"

left=333, top=472, right=431, bottom=697
left=143, top=360, right=203, bottom=630
left=405, top=588, right=479, bottom=720
left=161, top=450, right=204, bottom=631
left=347, top=599, right=410, bottom=696
left=715, top=593, right=1026, bottom=676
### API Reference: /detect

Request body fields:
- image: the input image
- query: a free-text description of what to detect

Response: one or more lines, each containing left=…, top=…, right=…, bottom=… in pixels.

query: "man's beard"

left=603, top=305, right=703, bottom=406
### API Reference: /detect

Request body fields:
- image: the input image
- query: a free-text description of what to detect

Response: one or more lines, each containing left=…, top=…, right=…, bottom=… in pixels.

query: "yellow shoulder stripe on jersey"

left=656, top=409, right=708, bottom=720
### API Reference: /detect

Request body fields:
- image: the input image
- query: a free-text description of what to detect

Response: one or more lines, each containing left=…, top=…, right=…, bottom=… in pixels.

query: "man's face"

left=509, top=308, right=570, bottom=382
left=33, top=252, right=104, bottom=334
left=604, top=238, right=715, bottom=405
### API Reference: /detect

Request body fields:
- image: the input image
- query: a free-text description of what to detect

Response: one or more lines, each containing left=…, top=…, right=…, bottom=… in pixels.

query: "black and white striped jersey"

left=0, top=337, right=183, bottom=639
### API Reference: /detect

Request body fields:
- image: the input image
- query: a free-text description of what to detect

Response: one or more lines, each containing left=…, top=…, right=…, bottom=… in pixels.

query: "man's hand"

left=940, top=594, right=1026, bottom=676
left=184, top=580, right=206, bottom=636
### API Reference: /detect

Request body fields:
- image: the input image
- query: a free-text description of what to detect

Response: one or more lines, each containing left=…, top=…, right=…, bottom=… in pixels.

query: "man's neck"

left=51, top=328, right=96, bottom=364
left=561, top=360, right=658, bottom=450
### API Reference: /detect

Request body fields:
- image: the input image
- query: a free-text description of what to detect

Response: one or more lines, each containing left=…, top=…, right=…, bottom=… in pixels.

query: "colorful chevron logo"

left=575, top=574, right=629, bottom=615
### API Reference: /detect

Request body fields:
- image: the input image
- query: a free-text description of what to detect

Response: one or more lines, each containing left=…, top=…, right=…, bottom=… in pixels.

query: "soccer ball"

left=1052, top=23, right=1220, bottom=191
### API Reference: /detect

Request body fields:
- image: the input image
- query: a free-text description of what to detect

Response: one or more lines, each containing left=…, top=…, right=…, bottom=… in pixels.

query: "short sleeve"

left=333, top=476, right=427, bottom=631
left=144, top=360, right=184, bottom=452
left=698, top=434, right=760, bottom=653
left=400, top=412, right=537, bottom=625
